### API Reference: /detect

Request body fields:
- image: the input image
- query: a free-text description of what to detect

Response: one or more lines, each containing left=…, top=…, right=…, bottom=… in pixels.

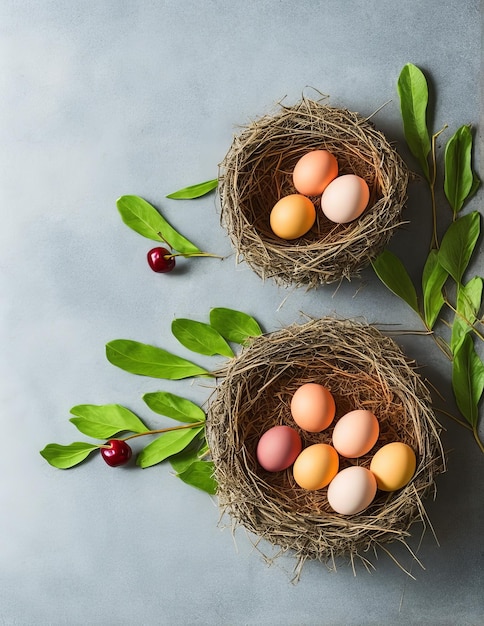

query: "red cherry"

left=147, top=247, right=176, bottom=273
left=101, top=440, right=132, bottom=467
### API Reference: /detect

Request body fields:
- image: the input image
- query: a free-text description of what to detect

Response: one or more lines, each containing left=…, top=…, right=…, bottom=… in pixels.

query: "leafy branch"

left=372, top=63, right=483, bottom=452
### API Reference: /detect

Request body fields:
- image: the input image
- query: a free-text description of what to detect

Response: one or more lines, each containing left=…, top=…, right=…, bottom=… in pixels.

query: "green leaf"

left=444, top=125, right=474, bottom=215
left=171, top=318, right=234, bottom=358
left=422, top=249, right=449, bottom=329
left=166, top=179, right=218, bottom=199
left=176, top=460, right=217, bottom=495
left=40, top=442, right=99, bottom=469
left=209, top=307, right=263, bottom=345
left=137, top=427, right=203, bottom=468
left=143, top=391, right=205, bottom=423
left=437, top=212, right=480, bottom=284
left=371, top=250, right=420, bottom=314
left=69, top=404, right=148, bottom=438
left=450, top=277, right=483, bottom=352
left=116, top=195, right=201, bottom=253
left=169, top=438, right=206, bottom=472
left=397, top=63, right=431, bottom=181
left=452, top=333, right=484, bottom=427
left=106, top=339, right=211, bottom=380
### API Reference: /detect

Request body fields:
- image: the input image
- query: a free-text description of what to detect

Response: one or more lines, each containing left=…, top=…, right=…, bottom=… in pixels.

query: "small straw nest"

left=219, top=97, right=409, bottom=287
left=207, top=318, right=444, bottom=576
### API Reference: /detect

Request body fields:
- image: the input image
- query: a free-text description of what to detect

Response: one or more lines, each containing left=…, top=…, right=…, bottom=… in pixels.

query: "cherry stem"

left=120, top=421, right=205, bottom=442
left=164, top=252, right=224, bottom=260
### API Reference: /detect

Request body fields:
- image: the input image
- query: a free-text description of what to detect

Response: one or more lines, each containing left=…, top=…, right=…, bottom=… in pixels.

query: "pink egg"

left=256, top=425, right=302, bottom=472
left=320, top=174, right=370, bottom=223
left=327, top=466, right=377, bottom=515
left=332, top=409, right=379, bottom=458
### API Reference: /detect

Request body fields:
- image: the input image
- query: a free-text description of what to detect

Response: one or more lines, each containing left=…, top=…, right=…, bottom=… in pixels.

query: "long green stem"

left=443, top=296, right=484, bottom=342
left=429, top=125, right=448, bottom=250
left=122, top=421, right=205, bottom=442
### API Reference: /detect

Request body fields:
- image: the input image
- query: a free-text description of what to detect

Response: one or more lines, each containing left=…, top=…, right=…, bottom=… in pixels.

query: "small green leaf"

left=143, top=391, right=205, bottom=423
left=450, top=277, right=483, bottom=352
left=171, top=318, right=234, bottom=358
left=69, top=404, right=148, bottom=438
left=40, top=442, right=99, bottom=469
left=444, top=125, right=474, bottom=215
left=422, top=250, right=449, bottom=329
left=166, top=179, right=218, bottom=199
left=137, top=427, right=203, bottom=468
left=209, top=307, right=263, bottom=344
left=397, top=63, right=431, bottom=181
left=371, top=250, right=420, bottom=314
left=438, top=211, right=480, bottom=284
left=106, top=339, right=211, bottom=380
left=452, top=333, right=484, bottom=427
left=169, top=438, right=206, bottom=473
left=176, top=460, right=217, bottom=495
left=116, top=195, right=201, bottom=253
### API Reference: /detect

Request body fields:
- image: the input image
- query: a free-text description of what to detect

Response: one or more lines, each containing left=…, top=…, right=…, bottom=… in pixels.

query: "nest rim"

left=207, top=317, right=444, bottom=575
left=218, top=97, right=409, bottom=287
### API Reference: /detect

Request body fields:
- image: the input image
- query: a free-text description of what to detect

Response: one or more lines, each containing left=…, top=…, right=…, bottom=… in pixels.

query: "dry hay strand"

left=219, top=97, right=409, bottom=287
left=207, top=318, right=445, bottom=575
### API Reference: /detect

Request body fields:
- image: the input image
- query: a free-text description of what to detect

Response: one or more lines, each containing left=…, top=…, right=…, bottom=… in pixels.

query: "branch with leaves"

left=372, top=63, right=483, bottom=452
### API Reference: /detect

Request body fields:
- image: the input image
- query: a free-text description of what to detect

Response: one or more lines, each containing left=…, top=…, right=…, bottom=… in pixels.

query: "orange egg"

left=256, top=425, right=302, bottom=472
left=290, top=383, right=335, bottom=432
left=321, top=174, right=370, bottom=223
left=292, top=443, right=339, bottom=490
left=269, top=194, right=316, bottom=239
left=293, top=150, right=339, bottom=196
left=332, top=409, right=379, bottom=458
left=369, top=442, right=416, bottom=491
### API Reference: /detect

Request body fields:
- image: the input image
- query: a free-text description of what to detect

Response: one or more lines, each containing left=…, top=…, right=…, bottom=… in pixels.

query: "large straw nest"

left=207, top=318, right=444, bottom=576
left=219, top=97, right=409, bottom=287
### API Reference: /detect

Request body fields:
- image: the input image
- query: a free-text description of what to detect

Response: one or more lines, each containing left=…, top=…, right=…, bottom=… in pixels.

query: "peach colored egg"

left=369, top=442, right=416, bottom=491
left=292, top=150, right=339, bottom=196
left=269, top=194, right=316, bottom=239
left=256, top=425, right=302, bottom=472
left=327, top=466, right=377, bottom=515
left=320, top=174, right=370, bottom=223
left=292, top=443, right=339, bottom=490
left=290, top=383, right=336, bottom=432
left=332, top=409, right=379, bottom=458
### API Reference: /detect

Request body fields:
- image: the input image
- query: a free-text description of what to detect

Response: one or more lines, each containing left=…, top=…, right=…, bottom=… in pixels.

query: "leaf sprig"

left=40, top=308, right=262, bottom=493
left=372, top=63, right=483, bottom=452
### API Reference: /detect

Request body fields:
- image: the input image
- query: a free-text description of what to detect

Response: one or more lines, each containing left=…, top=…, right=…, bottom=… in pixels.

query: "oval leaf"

left=106, top=339, right=210, bottom=380
left=143, top=391, right=205, bottom=423
left=176, top=460, right=217, bottom=495
left=116, top=195, right=201, bottom=253
left=40, top=442, right=99, bottom=469
left=397, top=63, right=431, bottom=181
left=137, top=427, right=203, bottom=468
left=69, top=404, right=148, bottom=438
left=372, top=250, right=420, bottom=314
left=452, top=333, right=484, bottom=427
left=438, top=211, right=480, bottom=284
left=444, top=125, right=474, bottom=215
left=209, top=307, right=263, bottom=344
left=422, top=249, right=448, bottom=329
left=166, top=179, right=218, bottom=199
left=171, top=319, right=234, bottom=358
left=450, top=277, right=483, bottom=352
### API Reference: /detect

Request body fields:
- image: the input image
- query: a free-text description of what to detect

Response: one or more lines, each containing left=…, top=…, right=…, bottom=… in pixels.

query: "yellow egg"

left=369, top=442, right=417, bottom=491
left=290, top=383, right=335, bottom=432
left=269, top=194, right=316, bottom=239
left=332, top=409, right=379, bottom=458
left=293, top=150, right=339, bottom=196
left=292, top=443, right=339, bottom=490
left=327, top=466, right=377, bottom=515
left=321, top=174, right=370, bottom=223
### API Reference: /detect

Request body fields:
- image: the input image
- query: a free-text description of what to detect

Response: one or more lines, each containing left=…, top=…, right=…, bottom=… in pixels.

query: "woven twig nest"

left=207, top=318, right=444, bottom=576
left=219, top=97, right=409, bottom=287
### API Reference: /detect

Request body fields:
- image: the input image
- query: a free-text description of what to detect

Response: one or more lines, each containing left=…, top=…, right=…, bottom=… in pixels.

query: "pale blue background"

left=1, top=1, right=483, bottom=624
